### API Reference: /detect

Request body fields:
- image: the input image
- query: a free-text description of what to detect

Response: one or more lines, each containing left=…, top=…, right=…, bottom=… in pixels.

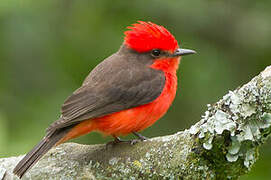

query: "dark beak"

left=173, top=48, right=196, bottom=57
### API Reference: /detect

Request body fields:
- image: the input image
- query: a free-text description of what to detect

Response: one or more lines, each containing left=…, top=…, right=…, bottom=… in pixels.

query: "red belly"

left=94, top=72, right=177, bottom=136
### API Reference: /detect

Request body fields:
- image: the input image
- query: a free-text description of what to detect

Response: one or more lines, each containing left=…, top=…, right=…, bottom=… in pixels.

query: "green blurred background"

left=0, top=0, right=271, bottom=179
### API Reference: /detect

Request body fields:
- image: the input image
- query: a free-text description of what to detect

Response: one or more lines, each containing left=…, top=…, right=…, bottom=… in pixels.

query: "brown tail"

left=13, top=127, right=72, bottom=178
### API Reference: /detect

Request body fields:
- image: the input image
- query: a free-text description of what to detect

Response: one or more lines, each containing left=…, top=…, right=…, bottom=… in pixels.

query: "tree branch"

left=1, top=66, right=271, bottom=180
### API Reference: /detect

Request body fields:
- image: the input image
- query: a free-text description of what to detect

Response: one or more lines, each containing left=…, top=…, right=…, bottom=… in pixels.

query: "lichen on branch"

left=1, top=66, right=271, bottom=180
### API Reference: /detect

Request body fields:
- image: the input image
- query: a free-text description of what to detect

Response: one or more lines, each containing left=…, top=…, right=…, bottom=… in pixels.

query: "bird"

left=13, top=21, right=196, bottom=178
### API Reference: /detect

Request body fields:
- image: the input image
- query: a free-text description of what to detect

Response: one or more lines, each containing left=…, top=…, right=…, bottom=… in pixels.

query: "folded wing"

left=47, top=55, right=165, bottom=132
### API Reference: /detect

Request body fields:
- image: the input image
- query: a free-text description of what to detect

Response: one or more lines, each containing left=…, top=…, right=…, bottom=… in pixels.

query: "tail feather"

left=13, top=127, right=72, bottom=178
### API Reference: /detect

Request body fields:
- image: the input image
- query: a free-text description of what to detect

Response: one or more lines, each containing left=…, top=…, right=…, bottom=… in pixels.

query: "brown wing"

left=47, top=50, right=165, bottom=132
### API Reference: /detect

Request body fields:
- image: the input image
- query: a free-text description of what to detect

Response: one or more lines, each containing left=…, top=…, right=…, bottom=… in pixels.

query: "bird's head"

left=124, top=21, right=196, bottom=63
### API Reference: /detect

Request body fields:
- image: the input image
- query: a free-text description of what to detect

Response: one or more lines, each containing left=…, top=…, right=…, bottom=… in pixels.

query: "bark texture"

left=1, top=66, right=271, bottom=180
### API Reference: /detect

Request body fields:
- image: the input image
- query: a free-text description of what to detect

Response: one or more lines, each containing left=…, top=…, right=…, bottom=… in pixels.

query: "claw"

left=132, top=132, right=149, bottom=141
left=130, top=139, right=141, bottom=145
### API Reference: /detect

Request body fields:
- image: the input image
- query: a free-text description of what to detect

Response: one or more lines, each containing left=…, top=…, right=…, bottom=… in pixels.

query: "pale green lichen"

left=240, top=104, right=256, bottom=118
left=226, top=153, right=239, bottom=162
left=244, top=149, right=257, bottom=168
left=213, top=110, right=236, bottom=135
left=190, top=69, right=271, bottom=175
left=261, top=66, right=271, bottom=79
left=227, top=137, right=241, bottom=155
left=0, top=167, right=6, bottom=179
left=203, top=136, right=213, bottom=150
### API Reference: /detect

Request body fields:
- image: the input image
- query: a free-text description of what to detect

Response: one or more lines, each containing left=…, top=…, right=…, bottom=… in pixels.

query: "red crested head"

left=124, top=21, right=179, bottom=53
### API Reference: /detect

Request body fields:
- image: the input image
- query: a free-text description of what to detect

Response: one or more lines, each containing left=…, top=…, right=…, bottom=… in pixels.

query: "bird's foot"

left=106, top=133, right=149, bottom=149
left=106, top=137, right=131, bottom=149
left=129, top=139, right=141, bottom=145
left=132, top=132, right=149, bottom=141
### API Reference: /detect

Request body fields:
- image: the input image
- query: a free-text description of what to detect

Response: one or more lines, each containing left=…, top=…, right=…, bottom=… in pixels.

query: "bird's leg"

left=132, top=132, right=149, bottom=141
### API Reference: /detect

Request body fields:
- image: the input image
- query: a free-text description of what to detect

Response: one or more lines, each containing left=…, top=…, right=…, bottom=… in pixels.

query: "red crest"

left=124, top=21, right=179, bottom=53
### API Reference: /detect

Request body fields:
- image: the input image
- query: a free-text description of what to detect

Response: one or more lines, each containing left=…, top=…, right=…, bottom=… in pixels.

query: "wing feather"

left=47, top=51, right=165, bottom=132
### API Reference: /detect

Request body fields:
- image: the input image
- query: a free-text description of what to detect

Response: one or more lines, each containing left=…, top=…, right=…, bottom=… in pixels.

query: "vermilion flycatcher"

left=13, top=21, right=196, bottom=178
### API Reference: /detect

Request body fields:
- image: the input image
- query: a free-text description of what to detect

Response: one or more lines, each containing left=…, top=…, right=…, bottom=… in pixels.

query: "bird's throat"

left=150, top=57, right=180, bottom=73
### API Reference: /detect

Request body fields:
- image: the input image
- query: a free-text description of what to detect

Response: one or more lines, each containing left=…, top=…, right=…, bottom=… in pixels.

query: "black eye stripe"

left=151, top=49, right=161, bottom=57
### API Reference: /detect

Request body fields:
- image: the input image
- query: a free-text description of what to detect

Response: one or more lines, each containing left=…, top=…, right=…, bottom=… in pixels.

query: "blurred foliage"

left=0, top=0, right=271, bottom=179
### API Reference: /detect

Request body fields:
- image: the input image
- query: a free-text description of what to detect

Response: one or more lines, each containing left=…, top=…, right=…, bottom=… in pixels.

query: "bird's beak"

left=173, top=48, right=196, bottom=57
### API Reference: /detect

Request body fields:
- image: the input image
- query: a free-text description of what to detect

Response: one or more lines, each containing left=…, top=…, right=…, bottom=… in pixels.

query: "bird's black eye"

left=151, top=49, right=161, bottom=57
